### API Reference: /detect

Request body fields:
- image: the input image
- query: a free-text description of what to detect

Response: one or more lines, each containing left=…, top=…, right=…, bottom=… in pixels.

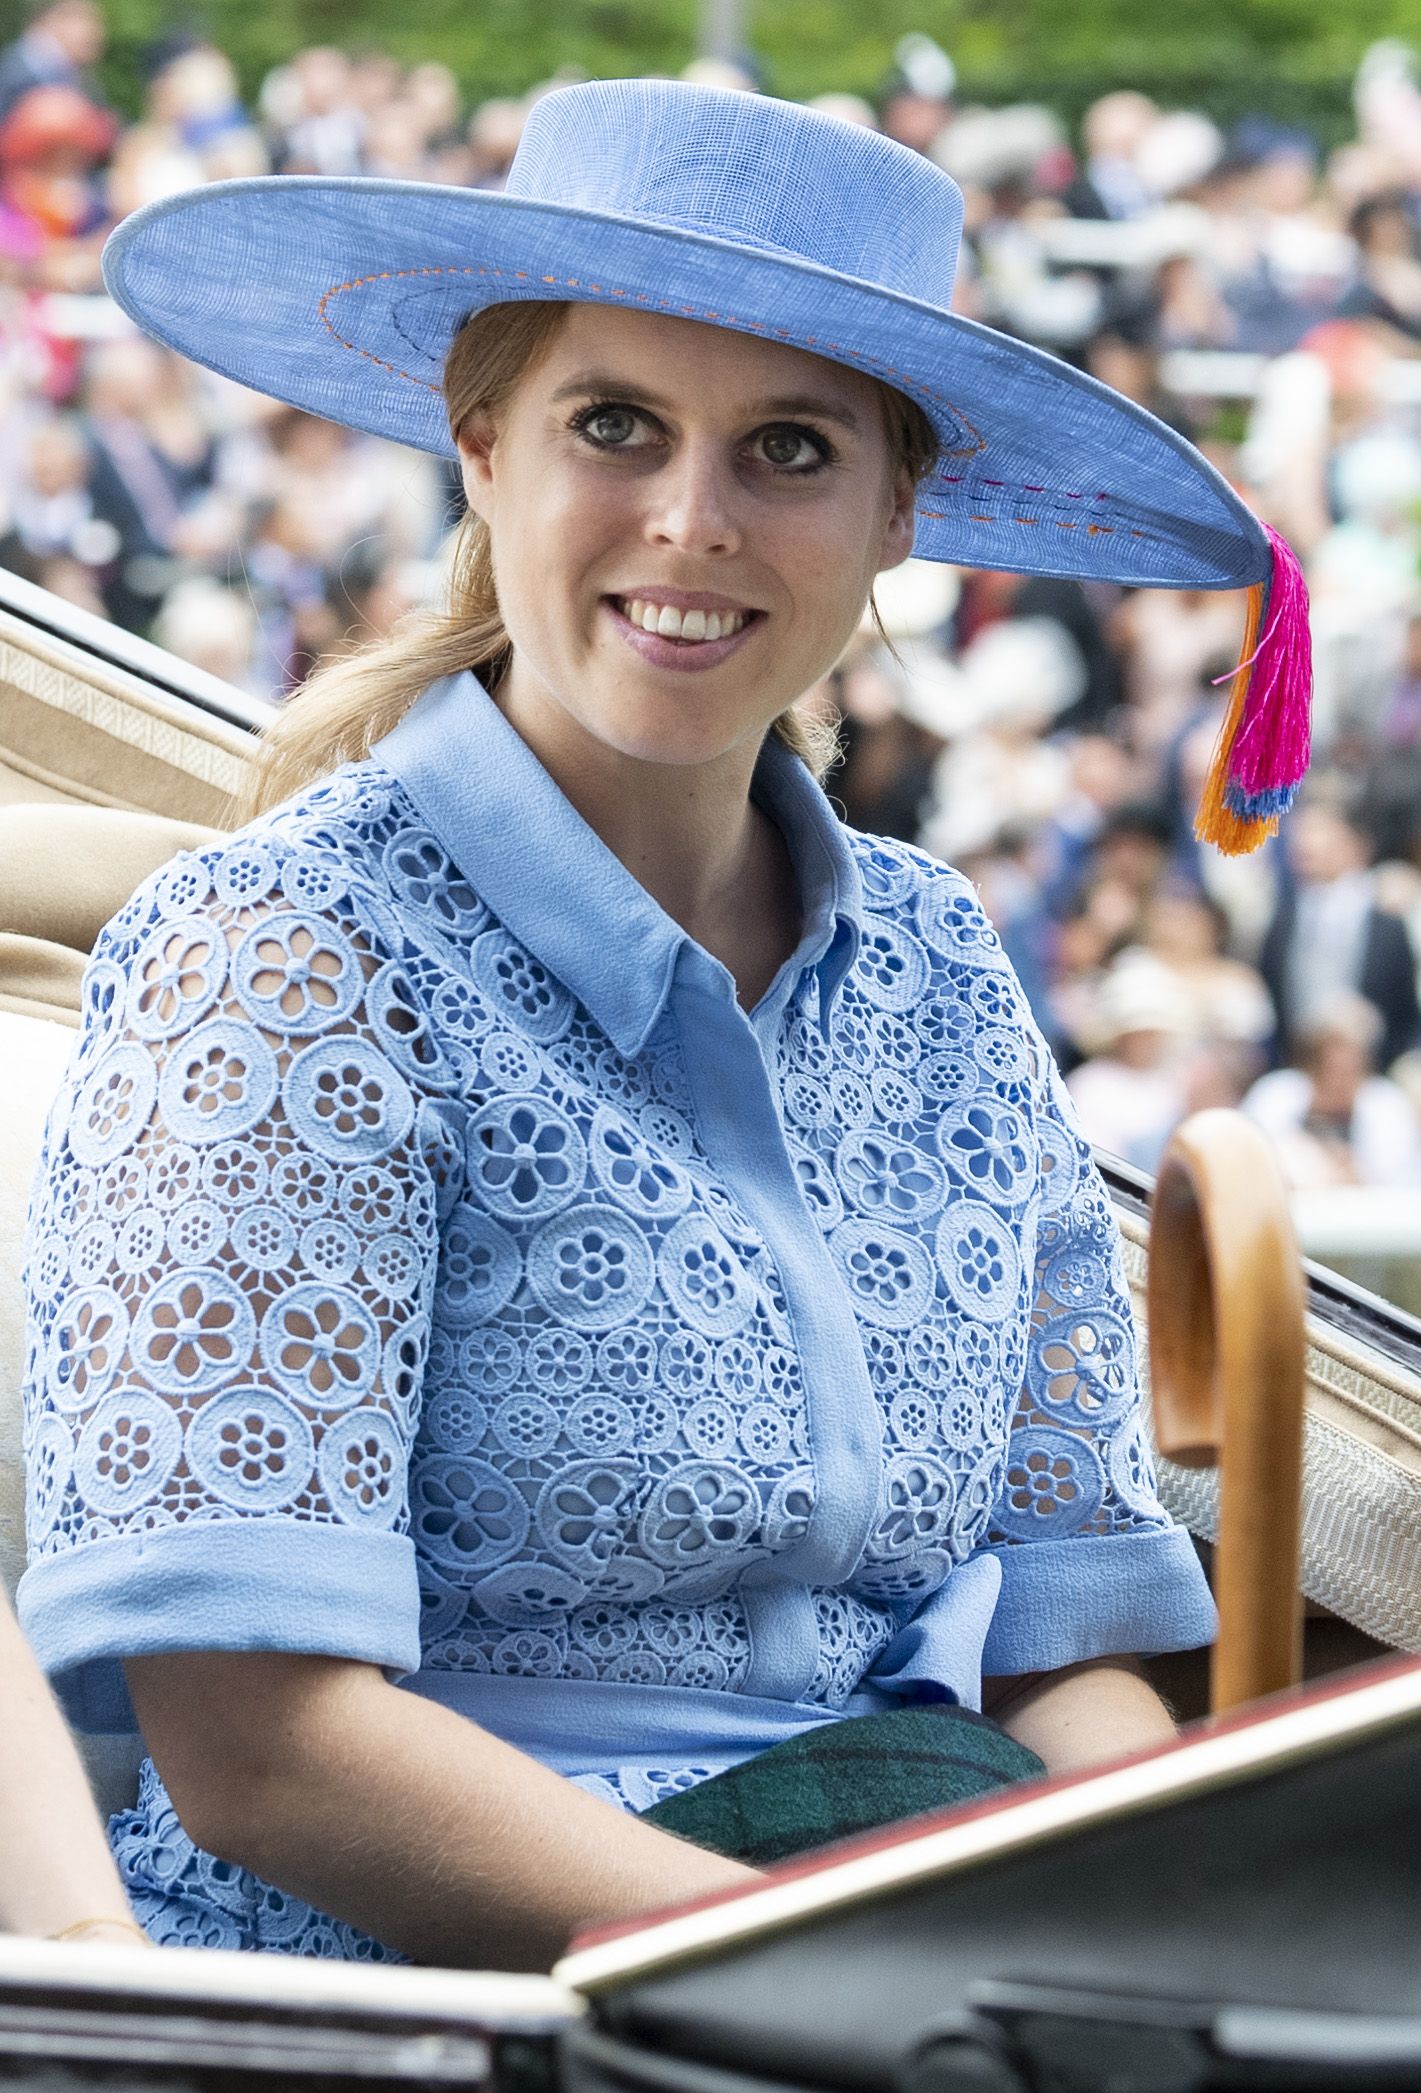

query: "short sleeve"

left=17, top=830, right=456, bottom=1731
left=976, top=1043, right=1216, bottom=1677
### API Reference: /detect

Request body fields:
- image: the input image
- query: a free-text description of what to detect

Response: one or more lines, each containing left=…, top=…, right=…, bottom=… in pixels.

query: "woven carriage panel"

left=1117, top=1214, right=1421, bottom=1652
left=0, top=613, right=251, bottom=825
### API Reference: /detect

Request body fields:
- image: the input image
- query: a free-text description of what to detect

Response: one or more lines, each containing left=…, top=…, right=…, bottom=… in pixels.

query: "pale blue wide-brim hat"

left=103, top=76, right=1270, bottom=594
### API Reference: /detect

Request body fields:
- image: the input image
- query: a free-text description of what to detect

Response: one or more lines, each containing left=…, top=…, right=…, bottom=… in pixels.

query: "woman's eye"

left=576, top=404, right=644, bottom=448
left=755, top=425, right=828, bottom=471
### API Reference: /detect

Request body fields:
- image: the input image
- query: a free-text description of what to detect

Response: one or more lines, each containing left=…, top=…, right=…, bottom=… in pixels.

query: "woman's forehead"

left=533, top=300, right=880, bottom=420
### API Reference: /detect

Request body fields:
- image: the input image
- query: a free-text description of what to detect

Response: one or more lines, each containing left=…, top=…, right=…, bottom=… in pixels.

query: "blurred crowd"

left=3, top=0, right=1421, bottom=1194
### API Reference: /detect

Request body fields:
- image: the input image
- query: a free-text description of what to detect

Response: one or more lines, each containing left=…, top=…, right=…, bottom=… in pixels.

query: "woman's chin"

left=580, top=696, right=778, bottom=770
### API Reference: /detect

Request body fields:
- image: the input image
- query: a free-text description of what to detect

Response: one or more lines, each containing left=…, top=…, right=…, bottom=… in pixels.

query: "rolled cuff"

left=17, top=1522, right=421, bottom=1734
left=980, top=1526, right=1217, bottom=1678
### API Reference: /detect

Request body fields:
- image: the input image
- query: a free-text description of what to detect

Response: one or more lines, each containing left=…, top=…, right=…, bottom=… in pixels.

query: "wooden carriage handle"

left=1146, top=1108, right=1306, bottom=1715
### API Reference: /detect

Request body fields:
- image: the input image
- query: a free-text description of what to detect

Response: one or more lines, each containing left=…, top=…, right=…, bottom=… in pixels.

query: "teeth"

left=621, top=598, right=747, bottom=641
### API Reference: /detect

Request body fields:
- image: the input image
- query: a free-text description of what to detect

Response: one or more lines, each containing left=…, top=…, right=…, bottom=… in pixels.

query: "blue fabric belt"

left=399, top=1671, right=894, bottom=1777
left=398, top=1555, right=1008, bottom=1778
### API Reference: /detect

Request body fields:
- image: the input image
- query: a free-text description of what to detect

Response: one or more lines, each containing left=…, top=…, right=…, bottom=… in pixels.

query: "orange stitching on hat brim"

left=315, top=264, right=1158, bottom=542
left=914, top=485, right=1152, bottom=542
left=315, top=262, right=988, bottom=456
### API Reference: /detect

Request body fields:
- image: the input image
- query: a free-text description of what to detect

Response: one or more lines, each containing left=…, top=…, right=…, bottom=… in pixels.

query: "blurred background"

left=2, top=0, right=1421, bottom=1307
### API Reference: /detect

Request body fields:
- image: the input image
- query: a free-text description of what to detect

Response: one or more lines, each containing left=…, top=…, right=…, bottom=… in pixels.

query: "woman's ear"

left=876, top=467, right=917, bottom=579
left=456, top=412, right=498, bottom=522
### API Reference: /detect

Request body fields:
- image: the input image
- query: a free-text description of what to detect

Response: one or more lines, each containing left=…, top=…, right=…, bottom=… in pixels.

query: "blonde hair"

left=240, top=300, right=940, bottom=819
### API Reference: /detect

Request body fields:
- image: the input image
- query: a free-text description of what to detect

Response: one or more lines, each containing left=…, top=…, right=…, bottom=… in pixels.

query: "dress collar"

left=371, top=671, right=862, bottom=1058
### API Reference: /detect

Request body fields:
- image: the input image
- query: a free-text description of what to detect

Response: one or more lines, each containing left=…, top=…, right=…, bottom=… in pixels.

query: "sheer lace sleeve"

left=18, top=833, right=457, bottom=1730
left=977, top=1042, right=1216, bottom=1674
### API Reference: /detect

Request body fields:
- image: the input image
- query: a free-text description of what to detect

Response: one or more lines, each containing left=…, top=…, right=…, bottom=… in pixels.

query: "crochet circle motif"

left=186, top=1387, right=316, bottom=1512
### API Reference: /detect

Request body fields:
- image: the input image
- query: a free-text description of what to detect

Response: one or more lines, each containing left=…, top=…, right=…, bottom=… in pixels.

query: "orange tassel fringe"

left=1194, top=581, right=1266, bottom=855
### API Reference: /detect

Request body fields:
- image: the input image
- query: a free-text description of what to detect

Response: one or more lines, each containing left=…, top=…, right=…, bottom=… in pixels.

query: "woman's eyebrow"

left=549, top=371, right=861, bottom=433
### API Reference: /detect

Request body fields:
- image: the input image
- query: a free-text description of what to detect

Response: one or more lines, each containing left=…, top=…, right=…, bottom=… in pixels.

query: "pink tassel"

left=1217, top=523, right=1313, bottom=821
left=1195, top=524, right=1313, bottom=854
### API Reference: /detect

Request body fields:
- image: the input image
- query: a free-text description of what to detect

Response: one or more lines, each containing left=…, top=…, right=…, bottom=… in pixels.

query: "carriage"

left=2, top=567, right=1419, bottom=2089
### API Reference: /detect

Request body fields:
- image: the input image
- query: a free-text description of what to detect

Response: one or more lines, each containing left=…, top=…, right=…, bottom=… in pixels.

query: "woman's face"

left=457, top=304, right=917, bottom=771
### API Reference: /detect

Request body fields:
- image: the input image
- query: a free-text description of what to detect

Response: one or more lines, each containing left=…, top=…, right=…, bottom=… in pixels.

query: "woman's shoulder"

left=843, top=827, right=1010, bottom=971
left=90, top=754, right=485, bottom=981
left=73, top=756, right=488, bottom=1089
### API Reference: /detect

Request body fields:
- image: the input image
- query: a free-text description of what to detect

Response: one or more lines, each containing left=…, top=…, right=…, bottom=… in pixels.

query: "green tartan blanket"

left=641, top=1704, right=1045, bottom=1867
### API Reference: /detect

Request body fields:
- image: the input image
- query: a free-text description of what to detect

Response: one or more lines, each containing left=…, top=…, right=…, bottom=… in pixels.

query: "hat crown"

left=506, top=79, right=964, bottom=308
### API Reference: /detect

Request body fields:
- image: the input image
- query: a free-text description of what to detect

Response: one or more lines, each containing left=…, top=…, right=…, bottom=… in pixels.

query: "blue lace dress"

left=18, top=670, right=1214, bottom=1958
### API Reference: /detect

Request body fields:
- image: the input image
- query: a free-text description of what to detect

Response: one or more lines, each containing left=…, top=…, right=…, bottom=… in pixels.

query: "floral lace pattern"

left=22, top=756, right=1177, bottom=1958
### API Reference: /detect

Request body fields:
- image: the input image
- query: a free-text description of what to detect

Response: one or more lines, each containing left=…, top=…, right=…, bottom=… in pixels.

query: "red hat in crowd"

left=0, top=85, right=116, bottom=169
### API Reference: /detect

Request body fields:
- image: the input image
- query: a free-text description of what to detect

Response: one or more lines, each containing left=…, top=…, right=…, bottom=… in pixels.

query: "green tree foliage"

left=2, top=0, right=1418, bottom=141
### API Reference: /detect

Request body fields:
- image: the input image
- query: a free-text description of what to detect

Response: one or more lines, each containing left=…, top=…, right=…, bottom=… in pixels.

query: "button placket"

left=672, top=965, right=884, bottom=1701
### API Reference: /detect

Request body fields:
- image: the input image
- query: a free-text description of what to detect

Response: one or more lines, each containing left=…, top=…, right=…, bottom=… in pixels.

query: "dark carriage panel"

left=560, top=1664, right=1421, bottom=2093
left=0, top=1941, right=573, bottom=2092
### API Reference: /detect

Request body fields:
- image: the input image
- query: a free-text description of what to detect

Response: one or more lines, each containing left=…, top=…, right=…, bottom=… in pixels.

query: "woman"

left=0, top=1589, right=146, bottom=1945
left=18, top=80, right=1295, bottom=1970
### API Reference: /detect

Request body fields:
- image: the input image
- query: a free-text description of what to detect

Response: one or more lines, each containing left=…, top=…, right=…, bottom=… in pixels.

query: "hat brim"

left=103, top=175, right=1269, bottom=591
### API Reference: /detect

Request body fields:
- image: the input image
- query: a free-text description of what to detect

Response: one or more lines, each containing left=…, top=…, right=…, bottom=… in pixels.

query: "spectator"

left=830, top=645, right=942, bottom=842
left=147, top=44, right=249, bottom=158
left=1115, top=585, right=1248, bottom=760
left=0, top=0, right=104, bottom=129
left=403, top=61, right=461, bottom=152
left=150, top=574, right=262, bottom=690
left=1064, top=90, right=1158, bottom=220
left=1034, top=732, right=1138, bottom=920
left=1377, top=607, right=1421, bottom=750
left=1244, top=991, right=1421, bottom=1188
left=917, top=618, right=1079, bottom=862
left=107, top=43, right=265, bottom=210
left=266, top=46, right=364, bottom=175
left=242, top=493, right=332, bottom=695
left=1083, top=801, right=1174, bottom=921
left=1258, top=793, right=1421, bottom=1071
left=0, top=412, right=113, bottom=577
left=80, top=338, right=215, bottom=631
left=466, top=97, right=527, bottom=188
left=1140, top=885, right=1274, bottom=1051
left=321, top=541, right=425, bottom=658
left=878, top=33, right=954, bottom=156
left=0, top=81, right=113, bottom=292
left=1337, top=189, right=1421, bottom=342
left=1066, top=952, right=1193, bottom=1169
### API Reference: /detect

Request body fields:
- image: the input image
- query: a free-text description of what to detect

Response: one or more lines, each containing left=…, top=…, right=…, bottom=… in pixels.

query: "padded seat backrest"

left=0, top=803, right=222, bottom=965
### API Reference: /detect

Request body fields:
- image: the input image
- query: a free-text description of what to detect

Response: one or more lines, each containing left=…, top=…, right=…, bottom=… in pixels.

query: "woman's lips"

left=602, top=596, right=762, bottom=672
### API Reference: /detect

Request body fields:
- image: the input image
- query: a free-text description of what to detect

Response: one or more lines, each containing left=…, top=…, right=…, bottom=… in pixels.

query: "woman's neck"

left=492, top=666, right=800, bottom=1003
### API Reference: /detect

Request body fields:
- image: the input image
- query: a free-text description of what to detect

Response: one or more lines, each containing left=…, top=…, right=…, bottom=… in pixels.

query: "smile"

left=614, top=597, right=752, bottom=642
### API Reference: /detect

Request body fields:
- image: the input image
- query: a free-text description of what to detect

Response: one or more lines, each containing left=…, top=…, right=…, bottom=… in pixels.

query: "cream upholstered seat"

left=0, top=593, right=247, bottom=1808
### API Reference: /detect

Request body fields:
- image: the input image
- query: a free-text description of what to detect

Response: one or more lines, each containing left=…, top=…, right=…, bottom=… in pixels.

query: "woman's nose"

left=643, top=441, right=743, bottom=558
